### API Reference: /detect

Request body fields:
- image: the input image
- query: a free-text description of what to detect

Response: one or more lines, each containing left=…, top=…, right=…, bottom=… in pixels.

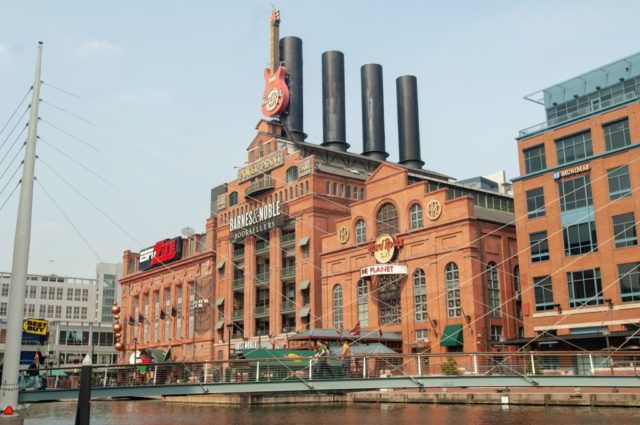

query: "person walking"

left=341, top=340, right=351, bottom=378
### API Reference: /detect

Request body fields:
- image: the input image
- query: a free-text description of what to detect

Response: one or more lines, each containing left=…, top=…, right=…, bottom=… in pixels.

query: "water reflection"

left=22, top=401, right=638, bottom=425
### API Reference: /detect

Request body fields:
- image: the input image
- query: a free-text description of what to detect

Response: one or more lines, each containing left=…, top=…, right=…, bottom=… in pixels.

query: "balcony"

left=281, top=265, right=295, bottom=281
left=281, top=326, right=296, bottom=333
left=233, top=248, right=245, bottom=260
left=280, top=232, right=295, bottom=247
left=281, top=300, right=296, bottom=314
left=254, top=271, right=270, bottom=287
left=255, top=240, right=270, bottom=255
left=232, top=309, right=244, bottom=321
left=245, top=176, right=275, bottom=197
left=232, top=277, right=244, bottom=291
left=254, top=304, right=270, bottom=318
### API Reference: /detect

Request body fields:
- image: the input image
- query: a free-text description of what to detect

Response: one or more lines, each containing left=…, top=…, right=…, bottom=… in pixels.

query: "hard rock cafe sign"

left=426, top=200, right=442, bottom=221
left=368, top=234, right=403, bottom=264
left=261, top=9, right=289, bottom=117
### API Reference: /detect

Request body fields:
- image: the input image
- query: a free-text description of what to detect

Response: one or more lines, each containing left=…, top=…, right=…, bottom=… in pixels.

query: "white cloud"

left=115, top=87, right=169, bottom=105
left=77, top=39, right=123, bottom=60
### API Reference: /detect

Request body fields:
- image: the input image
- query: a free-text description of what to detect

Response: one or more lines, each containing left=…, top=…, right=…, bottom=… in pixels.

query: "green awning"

left=299, top=305, right=310, bottom=318
left=216, top=297, right=224, bottom=306
left=299, top=280, right=310, bottom=290
left=440, top=324, right=464, bottom=347
left=297, top=236, right=310, bottom=247
left=215, top=320, right=225, bottom=330
left=217, top=261, right=225, bottom=270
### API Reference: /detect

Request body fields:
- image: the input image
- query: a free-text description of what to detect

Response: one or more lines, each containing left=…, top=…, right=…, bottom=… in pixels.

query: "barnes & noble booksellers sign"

left=230, top=201, right=283, bottom=241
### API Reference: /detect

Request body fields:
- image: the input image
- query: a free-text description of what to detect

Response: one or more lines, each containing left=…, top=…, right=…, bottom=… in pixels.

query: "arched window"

left=258, top=141, right=264, bottom=158
left=360, top=188, right=365, bottom=200
left=410, top=203, right=423, bottom=229
left=229, top=191, right=238, bottom=207
left=353, top=187, right=359, bottom=200
left=413, top=269, right=427, bottom=321
left=445, top=262, right=461, bottom=318
left=289, top=187, right=293, bottom=199
left=346, top=185, right=351, bottom=198
left=513, top=265, right=520, bottom=297
left=332, top=284, right=343, bottom=329
left=325, top=181, right=330, bottom=194
left=285, top=166, right=298, bottom=183
left=355, top=219, right=366, bottom=243
left=379, top=275, right=401, bottom=325
left=487, top=262, right=501, bottom=317
left=332, top=182, right=338, bottom=195
left=340, top=184, right=345, bottom=197
left=376, top=203, right=399, bottom=236
left=357, top=279, right=368, bottom=327
left=305, top=181, right=309, bottom=194
left=294, top=185, right=298, bottom=197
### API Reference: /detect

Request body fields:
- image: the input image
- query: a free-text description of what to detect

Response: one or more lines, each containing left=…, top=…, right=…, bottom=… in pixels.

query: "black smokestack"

left=322, top=51, right=349, bottom=151
left=361, top=64, right=387, bottom=160
left=280, top=36, right=304, bottom=141
left=396, top=75, right=424, bottom=169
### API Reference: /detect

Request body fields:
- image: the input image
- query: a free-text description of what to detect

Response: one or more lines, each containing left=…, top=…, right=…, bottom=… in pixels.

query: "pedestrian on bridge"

left=341, top=340, right=351, bottom=378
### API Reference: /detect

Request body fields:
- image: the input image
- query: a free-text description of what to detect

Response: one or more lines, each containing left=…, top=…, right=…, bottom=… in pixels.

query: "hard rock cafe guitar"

left=261, top=9, right=289, bottom=117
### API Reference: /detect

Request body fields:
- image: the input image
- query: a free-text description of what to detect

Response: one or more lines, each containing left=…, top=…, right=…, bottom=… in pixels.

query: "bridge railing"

left=28, top=351, right=640, bottom=391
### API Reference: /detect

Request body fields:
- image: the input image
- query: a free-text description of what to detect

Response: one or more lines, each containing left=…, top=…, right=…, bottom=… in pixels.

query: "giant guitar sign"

left=261, top=9, right=289, bottom=117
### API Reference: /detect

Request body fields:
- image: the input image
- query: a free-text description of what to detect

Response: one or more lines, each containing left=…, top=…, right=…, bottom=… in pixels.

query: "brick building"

left=512, top=52, right=640, bottom=353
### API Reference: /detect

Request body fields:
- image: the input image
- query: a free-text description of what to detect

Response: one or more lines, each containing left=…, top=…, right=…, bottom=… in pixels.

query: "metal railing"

left=231, top=309, right=244, bottom=320
left=281, top=300, right=296, bottom=313
left=254, top=272, right=270, bottom=287
left=255, top=240, right=270, bottom=255
left=254, top=305, right=269, bottom=318
left=280, top=265, right=295, bottom=280
left=232, top=278, right=244, bottom=291
left=245, top=176, right=275, bottom=196
left=280, top=232, right=295, bottom=246
left=232, top=248, right=245, bottom=260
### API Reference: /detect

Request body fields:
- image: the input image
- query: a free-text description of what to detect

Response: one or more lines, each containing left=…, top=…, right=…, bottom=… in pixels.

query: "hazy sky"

left=2, top=0, right=640, bottom=278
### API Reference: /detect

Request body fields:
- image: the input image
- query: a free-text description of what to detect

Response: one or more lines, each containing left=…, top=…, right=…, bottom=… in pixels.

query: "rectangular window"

left=604, top=118, right=631, bottom=151
left=143, top=294, right=149, bottom=343
left=41, top=287, right=47, bottom=299
left=67, top=288, right=73, bottom=301
left=47, top=305, right=53, bottom=317
left=1, top=283, right=8, bottom=297
left=526, top=187, right=545, bottom=218
left=563, top=220, right=598, bottom=255
left=608, top=166, right=631, bottom=200
left=29, top=285, right=36, bottom=298
left=74, top=288, right=81, bottom=301
left=415, top=329, right=428, bottom=340
left=567, top=268, right=603, bottom=308
left=66, top=306, right=72, bottom=318
left=154, top=292, right=160, bottom=343
left=81, top=307, right=87, bottom=319
left=165, top=288, right=171, bottom=341
left=82, top=289, right=88, bottom=302
left=73, top=306, right=80, bottom=319
left=27, top=304, right=35, bottom=316
left=176, top=287, right=182, bottom=339
left=524, top=145, right=546, bottom=174
left=55, top=305, right=62, bottom=318
left=56, top=287, right=63, bottom=300
left=619, top=262, right=640, bottom=302
left=0, top=302, right=7, bottom=316
left=490, top=326, right=503, bottom=341
left=613, top=213, right=638, bottom=248
left=534, top=276, right=554, bottom=311
left=188, top=283, right=195, bottom=338
left=530, top=231, right=550, bottom=262
left=559, top=175, right=593, bottom=212
left=39, top=305, right=46, bottom=317
left=556, top=131, right=592, bottom=165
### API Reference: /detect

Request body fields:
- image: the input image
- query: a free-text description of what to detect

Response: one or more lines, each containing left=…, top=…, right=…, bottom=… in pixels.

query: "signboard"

left=361, top=264, right=408, bottom=277
left=297, top=158, right=312, bottom=177
left=216, top=194, right=227, bottom=211
left=139, top=237, right=183, bottom=271
left=23, top=318, right=48, bottom=336
left=553, top=163, right=590, bottom=180
left=230, top=201, right=283, bottom=242
left=193, top=298, right=210, bottom=309
left=426, top=200, right=442, bottom=221
left=237, top=149, right=285, bottom=182
left=368, top=234, right=403, bottom=264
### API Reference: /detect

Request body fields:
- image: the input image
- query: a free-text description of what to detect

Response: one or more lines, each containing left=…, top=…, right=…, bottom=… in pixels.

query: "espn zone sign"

left=139, top=237, right=183, bottom=271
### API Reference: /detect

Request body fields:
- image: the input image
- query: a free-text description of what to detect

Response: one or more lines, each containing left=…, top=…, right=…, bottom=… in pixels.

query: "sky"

left=1, top=0, right=640, bottom=278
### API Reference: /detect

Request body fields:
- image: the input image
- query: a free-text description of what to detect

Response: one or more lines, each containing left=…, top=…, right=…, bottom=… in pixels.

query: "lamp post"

left=133, top=337, right=138, bottom=366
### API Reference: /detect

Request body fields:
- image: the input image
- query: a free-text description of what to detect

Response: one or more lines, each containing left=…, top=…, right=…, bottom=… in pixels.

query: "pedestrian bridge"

left=18, top=351, right=640, bottom=403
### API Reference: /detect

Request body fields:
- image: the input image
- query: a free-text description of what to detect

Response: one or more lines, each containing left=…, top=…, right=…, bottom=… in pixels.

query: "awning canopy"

left=216, top=261, right=225, bottom=270
left=299, top=280, right=310, bottom=290
left=215, top=297, right=224, bottom=306
left=440, top=324, right=464, bottom=347
left=299, top=305, right=310, bottom=318
left=215, top=320, right=225, bottom=330
left=297, top=236, right=310, bottom=247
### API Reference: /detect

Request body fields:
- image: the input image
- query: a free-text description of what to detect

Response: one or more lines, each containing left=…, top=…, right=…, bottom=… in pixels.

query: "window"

left=74, top=288, right=81, bottom=301
left=258, top=141, right=264, bottom=158
left=533, top=276, right=554, bottom=311
left=176, top=287, right=182, bottom=339
left=154, top=292, right=160, bottom=343
left=556, top=131, right=592, bottom=165
left=39, top=305, right=45, bottom=317
left=410, top=203, right=423, bottom=229
left=55, top=305, right=61, bottom=318
left=376, top=203, right=399, bottom=236
left=0, top=302, right=6, bottom=316
left=332, top=183, right=338, bottom=195
left=29, top=285, right=36, bottom=298
left=379, top=275, right=401, bottom=325
left=413, top=269, right=427, bottom=322
left=340, top=184, right=345, bottom=197
left=229, top=191, right=238, bottom=206
left=188, top=282, right=195, bottom=338
left=73, top=306, right=80, bottom=319
left=357, top=279, right=368, bottom=327
left=415, top=329, right=428, bottom=340
left=567, top=268, right=603, bottom=308
left=66, top=306, right=72, bottom=318
left=524, top=145, right=546, bottom=174
left=353, top=187, right=358, bottom=200
left=490, top=326, right=503, bottom=341
left=608, top=166, right=631, bottom=200
left=619, top=262, right=640, bottom=302
left=82, top=289, right=88, bottom=301
left=526, top=187, right=545, bottom=218
left=164, top=288, right=171, bottom=341
left=1, top=283, right=8, bottom=297
left=487, top=262, right=501, bottom=317
left=513, top=265, right=521, bottom=299
left=559, top=175, right=593, bottom=212
left=41, top=287, right=47, bottom=299
left=355, top=219, right=366, bottom=243
left=530, top=231, right=550, bottom=262
left=56, top=287, right=63, bottom=300
left=445, top=262, right=461, bottom=318
left=613, top=213, right=637, bottom=248
left=81, top=307, right=87, bottom=319
left=604, top=118, right=631, bottom=151
left=325, top=181, right=330, bottom=194
left=332, top=284, right=343, bottom=329
left=48, top=287, right=56, bottom=300
left=47, top=305, right=53, bottom=317
left=346, top=185, right=351, bottom=198
left=563, top=221, right=598, bottom=256
left=285, top=167, right=298, bottom=183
